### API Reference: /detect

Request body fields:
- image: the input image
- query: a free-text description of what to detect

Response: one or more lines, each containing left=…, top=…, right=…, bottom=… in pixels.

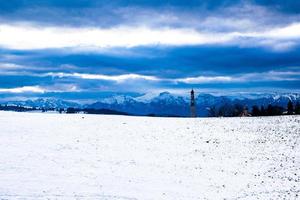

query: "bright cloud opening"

left=1, top=22, right=300, bottom=50
left=0, top=24, right=232, bottom=50
left=46, top=72, right=160, bottom=82
left=0, top=86, right=45, bottom=93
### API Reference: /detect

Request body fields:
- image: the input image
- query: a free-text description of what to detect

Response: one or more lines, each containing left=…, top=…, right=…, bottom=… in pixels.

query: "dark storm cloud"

left=1, top=45, right=300, bottom=94
left=0, top=0, right=299, bottom=27
left=2, top=46, right=300, bottom=78
left=254, top=0, right=300, bottom=13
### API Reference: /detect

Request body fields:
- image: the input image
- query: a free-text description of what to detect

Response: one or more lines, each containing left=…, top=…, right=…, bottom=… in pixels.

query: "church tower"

left=190, top=89, right=197, bottom=117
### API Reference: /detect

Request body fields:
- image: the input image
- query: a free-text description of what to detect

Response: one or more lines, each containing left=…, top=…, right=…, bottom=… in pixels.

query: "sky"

left=0, top=0, right=300, bottom=101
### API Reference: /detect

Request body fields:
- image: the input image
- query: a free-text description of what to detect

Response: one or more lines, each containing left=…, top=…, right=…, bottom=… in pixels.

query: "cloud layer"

left=0, top=0, right=300, bottom=99
left=1, top=21, right=300, bottom=51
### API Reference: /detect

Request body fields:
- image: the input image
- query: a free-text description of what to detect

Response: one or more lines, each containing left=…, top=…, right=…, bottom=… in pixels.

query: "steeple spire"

left=190, top=89, right=196, bottom=117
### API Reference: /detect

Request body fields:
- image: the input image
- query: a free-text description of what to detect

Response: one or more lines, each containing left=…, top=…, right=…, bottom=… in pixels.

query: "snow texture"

left=0, top=111, right=299, bottom=199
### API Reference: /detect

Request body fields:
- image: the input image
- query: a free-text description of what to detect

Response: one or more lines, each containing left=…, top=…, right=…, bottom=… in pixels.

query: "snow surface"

left=0, top=111, right=299, bottom=200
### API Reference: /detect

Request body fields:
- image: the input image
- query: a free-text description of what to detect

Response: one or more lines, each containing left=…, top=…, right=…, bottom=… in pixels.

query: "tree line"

left=209, top=100, right=300, bottom=117
left=1, top=100, right=300, bottom=117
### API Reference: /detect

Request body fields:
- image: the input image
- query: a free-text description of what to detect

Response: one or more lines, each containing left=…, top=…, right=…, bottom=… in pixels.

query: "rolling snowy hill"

left=0, top=111, right=299, bottom=199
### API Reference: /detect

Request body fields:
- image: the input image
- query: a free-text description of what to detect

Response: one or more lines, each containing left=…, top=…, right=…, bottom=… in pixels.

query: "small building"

left=239, top=106, right=251, bottom=117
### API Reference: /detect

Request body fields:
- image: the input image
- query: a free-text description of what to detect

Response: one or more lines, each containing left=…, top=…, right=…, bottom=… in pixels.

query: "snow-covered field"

left=0, top=111, right=299, bottom=200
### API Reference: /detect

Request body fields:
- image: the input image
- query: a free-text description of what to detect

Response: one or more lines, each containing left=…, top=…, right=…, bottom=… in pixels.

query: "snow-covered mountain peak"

left=99, top=95, right=135, bottom=104
left=135, top=92, right=162, bottom=103
left=4, top=98, right=81, bottom=109
left=156, top=92, right=174, bottom=99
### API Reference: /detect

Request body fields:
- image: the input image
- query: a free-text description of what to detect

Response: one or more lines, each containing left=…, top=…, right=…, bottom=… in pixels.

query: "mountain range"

left=1, top=92, right=300, bottom=117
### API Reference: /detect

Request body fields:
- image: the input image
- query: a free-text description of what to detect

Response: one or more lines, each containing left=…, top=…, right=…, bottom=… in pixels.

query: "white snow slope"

left=0, top=111, right=299, bottom=200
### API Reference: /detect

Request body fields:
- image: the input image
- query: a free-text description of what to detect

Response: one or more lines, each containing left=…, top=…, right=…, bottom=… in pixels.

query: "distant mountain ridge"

left=1, top=92, right=300, bottom=117
left=2, top=98, right=81, bottom=109
left=88, top=92, right=300, bottom=117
